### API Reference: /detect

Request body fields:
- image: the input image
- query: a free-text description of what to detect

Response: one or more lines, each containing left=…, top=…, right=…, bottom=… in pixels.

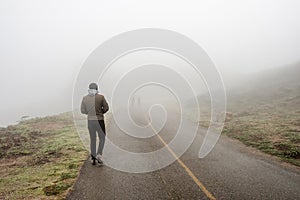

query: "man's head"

left=89, top=83, right=98, bottom=90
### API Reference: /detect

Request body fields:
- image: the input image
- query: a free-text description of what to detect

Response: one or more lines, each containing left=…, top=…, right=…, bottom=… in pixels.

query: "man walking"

left=81, top=83, right=109, bottom=166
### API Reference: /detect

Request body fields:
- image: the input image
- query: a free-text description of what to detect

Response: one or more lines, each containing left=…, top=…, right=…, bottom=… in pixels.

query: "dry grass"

left=0, top=113, right=88, bottom=199
left=222, top=108, right=300, bottom=166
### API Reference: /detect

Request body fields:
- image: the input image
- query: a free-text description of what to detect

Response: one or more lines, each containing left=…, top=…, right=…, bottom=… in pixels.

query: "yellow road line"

left=149, top=124, right=216, bottom=200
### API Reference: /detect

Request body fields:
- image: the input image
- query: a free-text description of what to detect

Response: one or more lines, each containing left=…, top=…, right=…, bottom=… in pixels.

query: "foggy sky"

left=1, top=0, right=300, bottom=126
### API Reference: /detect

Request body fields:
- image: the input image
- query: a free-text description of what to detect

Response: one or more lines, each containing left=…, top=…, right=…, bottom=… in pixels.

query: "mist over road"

left=68, top=106, right=300, bottom=200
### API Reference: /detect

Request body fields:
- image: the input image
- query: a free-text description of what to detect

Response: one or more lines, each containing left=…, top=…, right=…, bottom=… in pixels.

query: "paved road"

left=67, top=111, right=300, bottom=200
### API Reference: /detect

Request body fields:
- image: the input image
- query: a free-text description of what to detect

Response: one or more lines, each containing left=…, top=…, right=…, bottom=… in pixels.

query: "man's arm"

left=81, top=98, right=88, bottom=114
left=102, top=97, right=109, bottom=114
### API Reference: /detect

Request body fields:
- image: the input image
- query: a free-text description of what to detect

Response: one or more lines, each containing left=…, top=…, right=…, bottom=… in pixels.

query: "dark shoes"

left=91, top=154, right=103, bottom=166
left=96, top=154, right=103, bottom=166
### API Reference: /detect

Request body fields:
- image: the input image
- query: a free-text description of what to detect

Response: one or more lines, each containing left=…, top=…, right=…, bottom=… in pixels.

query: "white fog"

left=0, top=0, right=300, bottom=126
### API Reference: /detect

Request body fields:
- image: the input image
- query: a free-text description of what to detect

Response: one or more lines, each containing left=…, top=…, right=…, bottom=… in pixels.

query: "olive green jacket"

left=81, top=93, right=109, bottom=120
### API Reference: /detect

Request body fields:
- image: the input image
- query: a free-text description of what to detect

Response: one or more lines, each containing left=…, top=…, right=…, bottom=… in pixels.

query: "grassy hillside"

left=224, top=63, right=300, bottom=166
left=196, top=63, right=300, bottom=166
left=0, top=113, right=88, bottom=199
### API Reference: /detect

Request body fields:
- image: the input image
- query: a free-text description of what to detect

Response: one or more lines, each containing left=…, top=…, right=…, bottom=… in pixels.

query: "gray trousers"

left=88, top=120, right=106, bottom=157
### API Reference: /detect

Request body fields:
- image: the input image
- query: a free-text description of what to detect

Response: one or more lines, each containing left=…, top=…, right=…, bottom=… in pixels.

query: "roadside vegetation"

left=222, top=109, right=300, bottom=166
left=0, top=113, right=88, bottom=199
left=197, top=64, right=300, bottom=167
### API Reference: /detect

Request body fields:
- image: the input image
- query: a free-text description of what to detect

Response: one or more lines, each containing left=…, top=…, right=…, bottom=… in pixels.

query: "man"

left=81, top=83, right=109, bottom=166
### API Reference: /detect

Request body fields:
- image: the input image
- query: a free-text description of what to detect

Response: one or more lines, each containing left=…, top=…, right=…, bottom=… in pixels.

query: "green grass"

left=193, top=99, right=300, bottom=167
left=222, top=111, right=300, bottom=166
left=0, top=113, right=88, bottom=199
left=193, top=65, right=300, bottom=167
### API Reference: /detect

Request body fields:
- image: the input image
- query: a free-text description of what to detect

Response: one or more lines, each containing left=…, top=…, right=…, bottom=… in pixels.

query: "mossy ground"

left=0, top=113, right=88, bottom=199
left=197, top=107, right=300, bottom=167
left=194, top=70, right=300, bottom=167
left=222, top=110, right=300, bottom=166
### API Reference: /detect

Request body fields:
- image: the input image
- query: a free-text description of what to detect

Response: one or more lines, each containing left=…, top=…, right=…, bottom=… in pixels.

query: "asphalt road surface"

left=67, top=111, right=300, bottom=200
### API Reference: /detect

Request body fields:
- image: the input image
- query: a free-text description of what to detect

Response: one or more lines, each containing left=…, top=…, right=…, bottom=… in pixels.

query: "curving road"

left=67, top=111, right=300, bottom=200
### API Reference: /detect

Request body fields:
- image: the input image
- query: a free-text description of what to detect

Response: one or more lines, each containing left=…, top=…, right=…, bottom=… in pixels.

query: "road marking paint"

left=149, top=124, right=216, bottom=200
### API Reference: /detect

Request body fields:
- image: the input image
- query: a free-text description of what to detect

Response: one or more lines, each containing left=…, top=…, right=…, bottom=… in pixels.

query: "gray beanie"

left=89, top=83, right=98, bottom=90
